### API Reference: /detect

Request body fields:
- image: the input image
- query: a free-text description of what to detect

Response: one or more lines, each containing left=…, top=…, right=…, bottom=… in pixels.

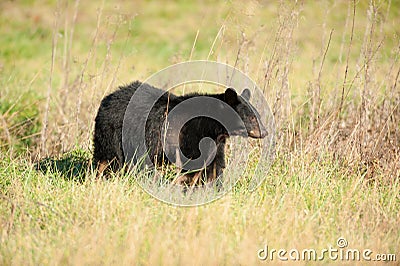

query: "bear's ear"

left=241, top=88, right=251, bottom=101
left=224, top=88, right=238, bottom=106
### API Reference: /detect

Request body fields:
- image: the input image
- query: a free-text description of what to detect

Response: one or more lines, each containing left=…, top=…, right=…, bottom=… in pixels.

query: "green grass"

left=1, top=151, right=398, bottom=264
left=0, top=0, right=399, bottom=265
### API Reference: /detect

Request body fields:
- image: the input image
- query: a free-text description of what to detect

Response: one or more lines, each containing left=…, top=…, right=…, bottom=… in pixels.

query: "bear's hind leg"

left=96, top=160, right=108, bottom=178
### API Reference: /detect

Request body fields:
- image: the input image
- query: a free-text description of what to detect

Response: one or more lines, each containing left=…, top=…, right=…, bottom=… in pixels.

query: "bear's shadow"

left=35, top=151, right=94, bottom=182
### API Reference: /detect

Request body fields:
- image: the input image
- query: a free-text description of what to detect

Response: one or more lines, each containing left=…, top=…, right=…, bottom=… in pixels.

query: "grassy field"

left=1, top=0, right=399, bottom=264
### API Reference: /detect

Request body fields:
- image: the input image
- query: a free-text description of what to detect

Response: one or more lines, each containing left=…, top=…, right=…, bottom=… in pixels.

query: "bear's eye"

left=250, top=116, right=256, bottom=122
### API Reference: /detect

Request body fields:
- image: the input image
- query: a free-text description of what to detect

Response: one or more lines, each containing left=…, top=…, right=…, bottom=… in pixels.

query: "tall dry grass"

left=33, top=1, right=400, bottom=182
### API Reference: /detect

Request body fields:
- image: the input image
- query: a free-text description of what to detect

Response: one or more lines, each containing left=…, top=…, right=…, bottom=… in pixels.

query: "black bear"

left=93, top=81, right=267, bottom=186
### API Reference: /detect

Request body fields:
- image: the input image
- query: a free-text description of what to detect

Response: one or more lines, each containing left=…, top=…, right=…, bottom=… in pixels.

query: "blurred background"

left=1, top=0, right=399, bottom=177
left=0, top=1, right=399, bottom=263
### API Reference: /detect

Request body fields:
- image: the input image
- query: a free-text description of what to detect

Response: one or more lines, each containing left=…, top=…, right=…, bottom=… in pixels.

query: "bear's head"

left=223, top=88, right=267, bottom=139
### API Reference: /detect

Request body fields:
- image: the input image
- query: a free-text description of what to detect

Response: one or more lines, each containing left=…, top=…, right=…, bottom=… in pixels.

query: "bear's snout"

left=248, top=125, right=267, bottom=139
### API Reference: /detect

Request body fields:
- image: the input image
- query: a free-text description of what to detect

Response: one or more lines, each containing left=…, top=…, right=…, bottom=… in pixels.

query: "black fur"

left=93, top=81, right=267, bottom=183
